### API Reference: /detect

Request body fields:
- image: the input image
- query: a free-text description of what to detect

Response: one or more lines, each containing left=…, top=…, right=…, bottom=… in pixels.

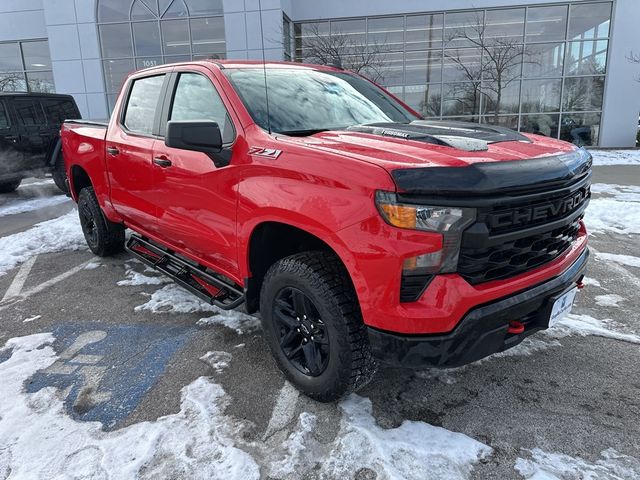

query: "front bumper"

left=368, top=247, right=589, bottom=368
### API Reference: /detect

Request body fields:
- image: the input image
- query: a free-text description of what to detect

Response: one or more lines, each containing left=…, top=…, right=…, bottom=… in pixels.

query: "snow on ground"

left=595, top=294, right=624, bottom=308
left=515, top=447, right=640, bottom=479
left=595, top=252, right=640, bottom=268
left=588, top=149, right=640, bottom=166
left=0, top=194, right=69, bottom=217
left=117, top=266, right=171, bottom=286
left=135, top=283, right=260, bottom=334
left=586, top=184, right=640, bottom=235
left=0, top=210, right=85, bottom=276
left=0, top=334, right=260, bottom=479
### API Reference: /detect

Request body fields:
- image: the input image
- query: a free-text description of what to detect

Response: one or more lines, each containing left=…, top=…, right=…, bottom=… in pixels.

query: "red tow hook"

left=507, top=320, right=525, bottom=335
left=577, top=281, right=586, bottom=290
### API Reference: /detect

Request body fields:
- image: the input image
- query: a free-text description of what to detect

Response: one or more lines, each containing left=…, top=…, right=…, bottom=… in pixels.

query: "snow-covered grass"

left=586, top=184, right=640, bottom=235
left=588, top=149, right=640, bottom=166
left=0, top=194, right=69, bottom=217
left=0, top=334, right=260, bottom=479
left=515, top=447, right=640, bottom=479
left=0, top=210, right=85, bottom=276
left=595, top=252, right=640, bottom=268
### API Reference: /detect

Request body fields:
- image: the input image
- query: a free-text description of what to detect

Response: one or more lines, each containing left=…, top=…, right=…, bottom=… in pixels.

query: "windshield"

left=223, top=68, right=419, bottom=135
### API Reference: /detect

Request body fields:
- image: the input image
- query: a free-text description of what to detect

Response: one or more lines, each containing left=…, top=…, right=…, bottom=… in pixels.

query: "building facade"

left=0, top=0, right=638, bottom=147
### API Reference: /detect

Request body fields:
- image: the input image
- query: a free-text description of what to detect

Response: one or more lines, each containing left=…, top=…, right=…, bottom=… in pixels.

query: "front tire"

left=260, top=251, right=376, bottom=402
left=78, top=187, right=125, bottom=256
left=0, top=179, right=21, bottom=193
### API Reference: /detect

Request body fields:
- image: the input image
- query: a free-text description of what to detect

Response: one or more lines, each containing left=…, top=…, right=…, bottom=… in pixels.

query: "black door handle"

left=107, top=146, right=120, bottom=156
left=153, top=157, right=172, bottom=168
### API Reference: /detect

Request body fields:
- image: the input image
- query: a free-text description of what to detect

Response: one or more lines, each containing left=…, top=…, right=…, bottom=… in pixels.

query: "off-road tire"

left=260, top=251, right=377, bottom=402
left=78, top=187, right=125, bottom=256
left=0, top=179, right=21, bottom=193
left=52, top=153, right=68, bottom=194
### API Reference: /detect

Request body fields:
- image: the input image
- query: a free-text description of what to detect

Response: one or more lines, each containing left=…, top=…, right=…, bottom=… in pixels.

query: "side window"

left=13, top=99, right=46, bottom=127
left=123, top=75, right=165, bottom=135
left=170, top=73, right=235, bottom=144
left=41, top=99, right=79, bottom=126
left=0, top=101, right=9, bottom=129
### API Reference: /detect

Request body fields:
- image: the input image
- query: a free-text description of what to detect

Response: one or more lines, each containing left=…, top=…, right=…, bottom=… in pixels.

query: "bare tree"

left=295, top=24, right=388, bottom=83
left=0, top=72, right=25, bottom=92
left=445, top=13, right=528, bottom=123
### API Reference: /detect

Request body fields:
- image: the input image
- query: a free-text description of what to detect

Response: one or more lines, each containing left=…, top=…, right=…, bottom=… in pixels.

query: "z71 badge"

left=248, top=147, right=282, bottom=159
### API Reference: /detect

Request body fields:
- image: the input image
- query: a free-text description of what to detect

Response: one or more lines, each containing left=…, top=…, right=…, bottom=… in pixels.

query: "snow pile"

left=515, top=447, right=640, bottom=479
left=586, top=184, right=640, bottom=235
left=0, top=334, right=260, bottom=479
left=267, top=412, right=318, bottom=478
left=588, top=149, right=640, bottom=166
left=280, top=395, right=493, bottom=480
left=117, top=266, right=171, bottom=286
left=0, top=210, right=85, bottom=276
left=136, top=283, right=260, bottom=334
left=595, top=252, right=640, bottom=268
left=200, top=351, right=233, bottom=373
left=548, top=313, right=640, bottom=345
left=0, top=194, right=69, bottom=217
left=595, top=294, right=624, bottom=308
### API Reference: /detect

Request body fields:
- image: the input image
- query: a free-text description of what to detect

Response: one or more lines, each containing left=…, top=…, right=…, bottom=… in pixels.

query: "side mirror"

left=165, top=120, right=223, bottom=154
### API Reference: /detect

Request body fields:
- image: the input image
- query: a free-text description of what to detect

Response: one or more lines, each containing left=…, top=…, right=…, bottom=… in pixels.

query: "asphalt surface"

left=0, top=171, right=639, bottom=479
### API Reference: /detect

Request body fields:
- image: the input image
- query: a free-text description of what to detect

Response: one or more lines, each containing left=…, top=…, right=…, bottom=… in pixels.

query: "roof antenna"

left=257, top=0, right=272, bottom=134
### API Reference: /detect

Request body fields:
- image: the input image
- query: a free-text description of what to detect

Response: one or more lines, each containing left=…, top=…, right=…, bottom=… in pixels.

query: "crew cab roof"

left=132, top=59, right=344, bottom=76
left=0, top=92, right=76, bottom=99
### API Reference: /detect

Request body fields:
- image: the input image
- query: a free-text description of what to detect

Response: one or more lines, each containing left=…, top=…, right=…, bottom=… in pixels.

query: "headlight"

left=375, top=191, right=476, bottom=274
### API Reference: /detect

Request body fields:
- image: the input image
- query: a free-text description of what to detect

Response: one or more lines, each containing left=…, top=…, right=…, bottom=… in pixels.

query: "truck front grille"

left=457, top=175, right=590, bottom=285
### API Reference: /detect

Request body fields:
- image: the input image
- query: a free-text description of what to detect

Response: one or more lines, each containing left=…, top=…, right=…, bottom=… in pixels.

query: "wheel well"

left=70, top=165, right=92, bottom=198
left=246, top=222, right=338, bottom=313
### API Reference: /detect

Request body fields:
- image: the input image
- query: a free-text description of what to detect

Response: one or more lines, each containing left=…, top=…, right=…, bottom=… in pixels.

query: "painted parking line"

left=1, top=255, right=37, bottom=302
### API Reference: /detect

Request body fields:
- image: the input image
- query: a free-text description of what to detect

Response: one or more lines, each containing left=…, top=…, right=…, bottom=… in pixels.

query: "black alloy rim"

left=273, top=287, right=329, bottom=377
left=80, top=204, right=98, bottom=246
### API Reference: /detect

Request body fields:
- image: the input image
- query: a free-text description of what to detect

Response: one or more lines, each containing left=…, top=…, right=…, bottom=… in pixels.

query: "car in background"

left=0, top=92, right=81, bottom=193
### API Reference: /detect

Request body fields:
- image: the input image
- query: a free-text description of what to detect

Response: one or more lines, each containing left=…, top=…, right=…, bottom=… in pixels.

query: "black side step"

left=126, top=235, right=245, bottom=310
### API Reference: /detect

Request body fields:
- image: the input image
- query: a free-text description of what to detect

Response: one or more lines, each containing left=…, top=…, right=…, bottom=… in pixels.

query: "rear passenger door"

left=11, top=97, right=48, bottom=170
left=106, top=73, right=167, bottom=233
left=0, top=98, right=23, bottom=178
left=152, top=69, right=240, bottom=278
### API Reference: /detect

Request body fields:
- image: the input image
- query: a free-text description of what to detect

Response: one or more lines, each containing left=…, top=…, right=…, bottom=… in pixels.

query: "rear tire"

left=52, top=154, right=68, bottom=194
left=78, top=187, right=125, bottom=256
left=260, top=251, right=376, bottom=402
left=0, top=179, right=21, bottom=193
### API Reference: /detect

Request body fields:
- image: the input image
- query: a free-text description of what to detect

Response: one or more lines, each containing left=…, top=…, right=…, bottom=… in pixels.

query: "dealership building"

left=0, top=0, right=638, bottom=147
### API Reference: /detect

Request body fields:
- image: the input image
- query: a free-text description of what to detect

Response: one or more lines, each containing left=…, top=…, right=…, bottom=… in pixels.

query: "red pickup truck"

left=61, top=61, right=590, bottom=401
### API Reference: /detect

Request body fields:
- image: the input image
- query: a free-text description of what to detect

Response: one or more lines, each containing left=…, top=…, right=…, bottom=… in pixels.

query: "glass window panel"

left=481, top=114, right=519, bottom=130
left=565, top=40, right=608, bottom=76
left=133, top=22, right=162, bottom=56
left=162, top=0, right=189, bottom=18
left=192, top=52, right=225, bottom=60
left=523, top=43, right=564, bottom=78
left=443, top=48, right=482, bottom=82
left=190, top=17, right=226, bottom=54
left=131, top=1, right=156, bottom=21
left=13, top=98, right=46, bottom=126
left=139, top=0, right=159, bottom=16
left=295, top=22, right=329, bottom=60
left=136, top=57, right=163, bottom=69
left=369, top=51, right=404, bottom=86
left=367, top=16, right=404, bottom=52
left=164, top=54, right=192, bottom=62
left=485, top=8, right=525, bottom=43
left=0, top=73, right=26, bottom=92
left=568, top=3, right=611, bottom=40
left=162, top=19, right=190, bottom=55
left=521, top=79, right=562, bottom=113
left=441, top=116, right=480, bottom=124
left=0, top=101, right=9, bottom=129
left=100, top=24, right=134, bottom=58
left=526, top=5, right=568, bottom=43
left=481, top=46, right=523, bottom=82
left=442, top=82, right=481, bottom=117
left=124, top=74, right=165, bottom=134
left=482, top=80, right=521, bottom=115
left=21, top=41, right=51, bottom=71
left=283, top=17, right=292, bottom=59
left=26, top=71, right=55, bottom=93
left=445, top=11, right=484, bottom=47
left=170, top=72, right=234, bottom=143
left=406, top=14, right=443, bottom=51
left=404, top=84, right=442, bottom=117
left=0, top=43, right=23, bottom=71
left=562, top=76, right=605, bottom=112
left=103, top=58, right=135, bottom=93
left=520, top=113, right=560, bottom=138
left=405, top=50, right=442, bottom=85
left=98, top=0, right=129, bottom=22
left=560, top=112, right=600, bottom=146
left=184, top=0, right=223, bottom=16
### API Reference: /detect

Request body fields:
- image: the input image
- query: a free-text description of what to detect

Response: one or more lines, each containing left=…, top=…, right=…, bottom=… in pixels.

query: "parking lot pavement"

left=0, top=167, right=639, bottom=479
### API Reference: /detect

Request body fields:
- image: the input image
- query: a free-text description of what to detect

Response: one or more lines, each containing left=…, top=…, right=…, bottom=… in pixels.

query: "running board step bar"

left=126, top=235, right=245, bottom=310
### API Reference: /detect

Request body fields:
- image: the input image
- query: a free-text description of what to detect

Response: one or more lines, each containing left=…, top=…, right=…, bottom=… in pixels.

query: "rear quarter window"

left=123, top=75, right=165, bottom=135
left=41, top=98, right=79, bottom=126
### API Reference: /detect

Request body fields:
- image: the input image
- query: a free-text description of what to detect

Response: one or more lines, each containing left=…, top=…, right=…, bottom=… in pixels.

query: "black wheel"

left=260, top=251, right=377, bottom=402
left=0, top=179, right=21, bottom=193
left=78, top=187, right=125, bottom=256
left=52, top=153, right=69, bottom=194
